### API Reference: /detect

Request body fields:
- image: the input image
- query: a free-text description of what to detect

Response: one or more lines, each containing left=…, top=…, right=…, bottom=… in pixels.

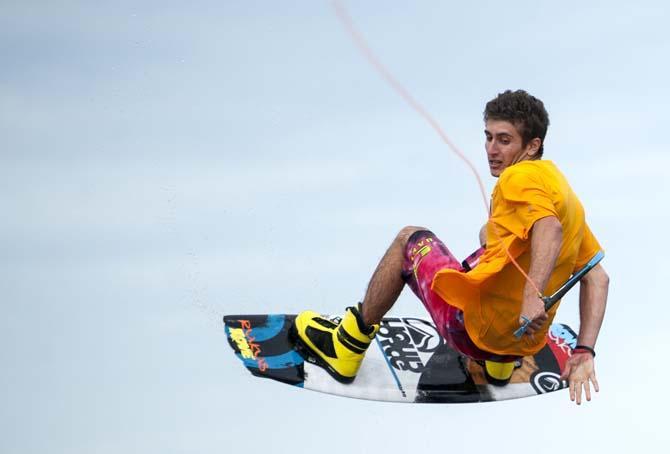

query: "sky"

left=2, top=1, right=669, bottom=453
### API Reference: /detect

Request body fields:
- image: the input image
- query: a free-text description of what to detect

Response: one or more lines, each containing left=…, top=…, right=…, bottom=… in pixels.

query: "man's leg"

left=292, top=226, right=426, bottom=383
left=399, top=234, right=521, bottom=386
left=361, top=226, right=427, bottom=326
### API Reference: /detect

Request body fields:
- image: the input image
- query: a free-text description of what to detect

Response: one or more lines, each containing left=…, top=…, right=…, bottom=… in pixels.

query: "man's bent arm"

left=519, top=216, right=563, bottom=329
left=577, top=263, right=609, bottom=348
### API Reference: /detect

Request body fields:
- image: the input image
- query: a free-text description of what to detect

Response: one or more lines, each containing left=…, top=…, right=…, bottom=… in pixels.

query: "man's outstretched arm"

left=561, top=263, right=609, bottom=405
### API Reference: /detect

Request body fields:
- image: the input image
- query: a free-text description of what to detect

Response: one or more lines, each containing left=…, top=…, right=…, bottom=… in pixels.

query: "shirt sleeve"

left=491, top=170, right=559, bottom=241
left=575, top=222, right=603, bottom=270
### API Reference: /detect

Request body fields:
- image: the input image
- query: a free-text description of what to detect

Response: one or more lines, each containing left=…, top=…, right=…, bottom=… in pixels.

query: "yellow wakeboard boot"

left=483, top=360, right=516, bottom=386
left=291, top=303, right=379, bottom=384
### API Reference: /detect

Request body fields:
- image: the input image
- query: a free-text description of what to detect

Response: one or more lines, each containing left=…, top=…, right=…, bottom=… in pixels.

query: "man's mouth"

left=489, top=160, right=503, bottom=167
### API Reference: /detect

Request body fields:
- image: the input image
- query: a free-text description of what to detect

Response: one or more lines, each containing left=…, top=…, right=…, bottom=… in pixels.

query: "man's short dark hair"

left=484, top=90, right=550, bottom=156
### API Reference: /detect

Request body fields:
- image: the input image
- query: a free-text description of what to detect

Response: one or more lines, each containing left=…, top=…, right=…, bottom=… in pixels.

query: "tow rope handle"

left=513, top=250, right=605, bottom=338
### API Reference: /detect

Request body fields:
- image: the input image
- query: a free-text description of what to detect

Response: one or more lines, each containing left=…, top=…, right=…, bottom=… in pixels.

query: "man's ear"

left=526, top=138, right=542, bottom=157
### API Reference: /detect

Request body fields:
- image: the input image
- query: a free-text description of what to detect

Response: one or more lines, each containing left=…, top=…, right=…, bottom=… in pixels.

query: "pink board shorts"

left=401, top=230, right=519, bottom=362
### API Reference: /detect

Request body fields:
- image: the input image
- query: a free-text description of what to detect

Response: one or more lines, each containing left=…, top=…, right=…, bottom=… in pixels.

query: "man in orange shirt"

left=293, top=90, right=609, bottom=404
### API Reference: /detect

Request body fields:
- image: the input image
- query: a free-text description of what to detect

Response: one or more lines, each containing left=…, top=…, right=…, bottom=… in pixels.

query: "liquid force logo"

left=229, top=320, right=268, bottom=372
left=378, top=318, right=444, bottom=373
left=530, top=371, right=567, bottom=394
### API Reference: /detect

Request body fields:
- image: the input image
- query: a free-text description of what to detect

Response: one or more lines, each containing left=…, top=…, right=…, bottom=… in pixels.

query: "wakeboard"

left=224, top=314, right=577, bottom=403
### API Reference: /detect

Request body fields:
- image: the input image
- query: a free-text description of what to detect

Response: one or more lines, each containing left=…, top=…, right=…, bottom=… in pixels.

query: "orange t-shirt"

left=432, top=160, right=602, bottom=356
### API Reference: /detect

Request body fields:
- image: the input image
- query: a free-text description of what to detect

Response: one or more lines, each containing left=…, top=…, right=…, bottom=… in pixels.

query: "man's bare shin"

left=360, top=227, right=424, bottom=326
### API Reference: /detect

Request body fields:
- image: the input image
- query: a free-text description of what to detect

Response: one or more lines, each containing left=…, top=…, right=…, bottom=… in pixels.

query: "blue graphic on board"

left=549, top=323, right=577, bottom=349
left=236, top=350, right=304, bottom=370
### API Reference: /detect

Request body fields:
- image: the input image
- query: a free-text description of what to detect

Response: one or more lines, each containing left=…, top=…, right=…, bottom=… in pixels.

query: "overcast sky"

left=2, top=1, right=669, bottom=453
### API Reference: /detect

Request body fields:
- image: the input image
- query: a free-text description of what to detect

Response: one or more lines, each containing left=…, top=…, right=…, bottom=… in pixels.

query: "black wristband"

left=573, top=344, right=596, bottom=357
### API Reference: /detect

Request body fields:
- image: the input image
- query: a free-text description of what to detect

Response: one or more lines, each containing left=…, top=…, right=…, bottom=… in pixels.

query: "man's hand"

left=560, top=352, right=599, bottom=405
left=518, top=295, right=547, bottom=335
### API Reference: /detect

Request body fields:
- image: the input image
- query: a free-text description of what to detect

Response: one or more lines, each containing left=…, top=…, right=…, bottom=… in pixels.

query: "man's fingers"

left=517, top=307, right=550, bottom=337
left=575, top=382, right=582, bottom=405
left=525, top=315, right=548, bottom=336
left=565, top=358, right=598, bottom=404
left=591, top=373, right=600, bottom=393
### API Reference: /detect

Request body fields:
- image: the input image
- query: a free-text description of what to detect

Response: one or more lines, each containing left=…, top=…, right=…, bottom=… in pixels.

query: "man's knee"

left=396, top=226, right=430, bottom=246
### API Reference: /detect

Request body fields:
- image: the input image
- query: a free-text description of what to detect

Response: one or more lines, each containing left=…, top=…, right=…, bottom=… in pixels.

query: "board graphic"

left=224, top=314, right=577, bottom=403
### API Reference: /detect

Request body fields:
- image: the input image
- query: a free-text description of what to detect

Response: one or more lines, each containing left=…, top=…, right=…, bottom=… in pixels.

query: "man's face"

left=484, top=119, right=537, bottom=177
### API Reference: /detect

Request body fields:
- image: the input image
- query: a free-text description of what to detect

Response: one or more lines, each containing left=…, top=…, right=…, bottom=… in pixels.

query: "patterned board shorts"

left=401, top=230, right=519, bottom=362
